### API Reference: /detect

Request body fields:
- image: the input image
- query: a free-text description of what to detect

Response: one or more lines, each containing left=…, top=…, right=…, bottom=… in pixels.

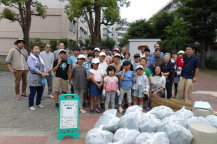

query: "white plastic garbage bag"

left=158, top=123, right=193, bottom=144
left=85, top=128, right=113, bottom=144
left=162, top=115, right=186, bottom=128
left=135, top=132, right=169, bottom=144
left=186, top=116, right=209, bottom=128
left=94, top=109, right=117, bottom=128
left=175, top=107, right=194, bottom=120
left=206, top=115, right=217, bottom=128
left=113, top=128, right=140, bottom=144
left=139, top=114, right=162, bottom=133
left=118, top=111, right=141, bottom=130
left=148, top=106, right=174, bottom=120
left=103, top=116, right=120, bottom=133
left=125, top=105, right=143, bottom=115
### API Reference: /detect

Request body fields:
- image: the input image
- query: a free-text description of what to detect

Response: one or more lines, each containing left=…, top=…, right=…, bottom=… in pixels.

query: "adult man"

left=178, top=45, right=199, bottom=104
left=5, top=38, right=28, bottom=100
left=138, top=44, right=148, bottom=58
left=153, top=48, right=164, bottom=66
left=120, top=47, right=127, bottom=60
left=40, top=43, right=55, bottom=98
left=54, top=43, right=65, bottom=60
left=150, top=43, right=164, bottom=57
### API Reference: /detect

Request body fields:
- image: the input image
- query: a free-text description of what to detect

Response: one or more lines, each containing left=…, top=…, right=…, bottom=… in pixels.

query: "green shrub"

left=205, top=57, right=217, bottom=70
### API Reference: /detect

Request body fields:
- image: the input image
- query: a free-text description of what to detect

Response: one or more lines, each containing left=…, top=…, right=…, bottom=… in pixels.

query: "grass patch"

left=200, top=68, right=217, bottom=77
left=0, top=62, right=8, bottom=71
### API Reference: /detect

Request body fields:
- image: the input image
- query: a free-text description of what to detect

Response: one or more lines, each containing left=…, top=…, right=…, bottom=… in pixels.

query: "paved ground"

left=0, top=71, right=216, bottom=143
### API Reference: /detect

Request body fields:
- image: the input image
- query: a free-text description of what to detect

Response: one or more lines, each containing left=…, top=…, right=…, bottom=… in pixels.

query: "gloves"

left=117, top=90, right=120, bottom=96
left=102, top=90, right=106, bottom=97
left=144, top=89, right=149, bottom=95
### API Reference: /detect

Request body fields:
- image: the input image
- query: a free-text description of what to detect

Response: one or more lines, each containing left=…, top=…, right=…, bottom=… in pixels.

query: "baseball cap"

left=77, top=54, right=86, bottom=59
left=177, top=50, right=185, bottom=54
left=59, top=49, right=67, bottom=54
left=112, top=48, right=120, bottom=53
left=114, top=53, right=121, bottom=58
left=94, top=47, right=100, bottom=52
left=80, top=46, right=86, bottom=50
left=99, top=52, right=106, bottom=56
left=136, top=65, right=144, bottom=70
left=92, top=58, right=100, bottom=64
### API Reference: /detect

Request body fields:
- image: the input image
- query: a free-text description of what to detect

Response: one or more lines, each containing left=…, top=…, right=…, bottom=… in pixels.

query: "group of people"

left=5, top=38, right=199, bottom=113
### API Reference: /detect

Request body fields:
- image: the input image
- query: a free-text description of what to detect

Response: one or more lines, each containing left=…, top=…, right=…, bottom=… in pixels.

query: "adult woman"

left=150, top=66, right=166, bottom=98
left=160, top=54, right=175, bottom=99
left=27, top=44, right=47, bottom=111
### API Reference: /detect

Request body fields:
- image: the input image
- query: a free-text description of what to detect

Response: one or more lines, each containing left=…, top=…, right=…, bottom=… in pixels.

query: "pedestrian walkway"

left=0, top=72, right=216, bottom=143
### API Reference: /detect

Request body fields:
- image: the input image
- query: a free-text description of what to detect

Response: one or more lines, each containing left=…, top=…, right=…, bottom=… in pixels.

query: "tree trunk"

left=94, top=0, right=101, bottom=47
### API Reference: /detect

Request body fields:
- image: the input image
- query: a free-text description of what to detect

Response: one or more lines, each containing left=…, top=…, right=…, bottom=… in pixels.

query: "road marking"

left=193, top=91, right=217, bottom=97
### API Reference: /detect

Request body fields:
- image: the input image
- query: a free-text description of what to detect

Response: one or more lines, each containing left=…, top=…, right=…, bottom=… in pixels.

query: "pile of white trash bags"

left=85, top=105, right=217, bottom=144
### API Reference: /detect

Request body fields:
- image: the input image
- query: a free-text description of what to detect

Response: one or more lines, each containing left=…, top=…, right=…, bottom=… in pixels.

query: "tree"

left=0, top=0, right=47, bottom=52
left=148, top=10, right=175, bottom=40
left=160, top=18, right=194, bottom=52
left=177, top=0, right=217, bottom=68
left=118, top=19, right=154, bottom=47
left=65, top=0, right=130, bottom=47
left=101, top=38, right=115, bottom=50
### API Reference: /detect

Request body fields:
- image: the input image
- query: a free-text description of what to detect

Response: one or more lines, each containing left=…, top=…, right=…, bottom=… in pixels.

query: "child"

left=174, top=50, right=185, bottom=97
left=132, top=65, right=149, bottom=108
left=132, top=53, right=140, bottom=72
left=53, top=49, right=69, bottom=108
left=121, top=52, right=131, bottom=64
left=103, top=66, right=119, bottom=110
left=83, top=52, right=94, bottom=79
left=140, top=57, right=151, bottom=77
left=118, top=61, right=134, bottom=113
left=71, top=54, right=87, bottom=113
left=89, top=58, right=103, bottom=113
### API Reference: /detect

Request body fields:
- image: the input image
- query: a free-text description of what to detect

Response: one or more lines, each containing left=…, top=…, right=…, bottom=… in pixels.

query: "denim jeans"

left=29, top=86, right=43, bottom=107
left=46, top=75, right=53, bottom=95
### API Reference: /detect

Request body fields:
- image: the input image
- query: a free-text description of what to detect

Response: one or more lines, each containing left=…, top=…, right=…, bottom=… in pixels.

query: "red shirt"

left=177, top=57, right=184, bottom=67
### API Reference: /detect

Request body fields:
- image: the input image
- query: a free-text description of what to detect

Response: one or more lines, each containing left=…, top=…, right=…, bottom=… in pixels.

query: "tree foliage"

left=65, top=0, right=130, bottom=47
left=101, top=38, right=116, bottom=50
left=160, top=18, right=194, bottom=52
left=0, top=0, right=47, bottom=52
left=177, top=0, right=217, bottom=67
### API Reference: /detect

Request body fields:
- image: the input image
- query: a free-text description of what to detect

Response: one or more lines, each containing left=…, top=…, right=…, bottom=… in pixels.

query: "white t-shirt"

left=89, top=68, right=102, bottom=82
left=150, top=75, right=166, bottom=91
left=98, top=61, right=108, bottom=77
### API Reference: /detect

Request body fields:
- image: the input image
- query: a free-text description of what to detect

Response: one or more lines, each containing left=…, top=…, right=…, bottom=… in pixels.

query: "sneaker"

left=37, top=104, right=44, bottom=108
left=21, top=93, right=28, bottom=97
left=30, top=106, right=36, bottom=111
left=118, top=107, right=123, bottom=113
left=95, top=108, right=101, bottom=113
left=144, top=105, right=151, bottom=111
left=16, top=95, right=21, bottom=100
left=89, top=109, right=94, bottom=114
left=48, top=95, right=54, bottom=99
left=80, top=109, right=87, bottom=114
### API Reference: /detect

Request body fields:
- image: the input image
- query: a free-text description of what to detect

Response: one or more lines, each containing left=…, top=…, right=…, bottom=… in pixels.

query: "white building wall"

left=0, top=0, right=90, bottom=55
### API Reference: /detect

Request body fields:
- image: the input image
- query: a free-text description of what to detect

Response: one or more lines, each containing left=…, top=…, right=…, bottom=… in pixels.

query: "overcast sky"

left=120, top=0, right=171, bottom=22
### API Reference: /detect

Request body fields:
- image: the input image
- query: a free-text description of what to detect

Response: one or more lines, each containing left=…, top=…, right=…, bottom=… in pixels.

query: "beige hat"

left=14, top=38, right=25, bottom=45
left=99, top=52, right=106, bottom=56
left=177, top=50, right=185, bottom=54
left=138, top=44, right=148, bottom=50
